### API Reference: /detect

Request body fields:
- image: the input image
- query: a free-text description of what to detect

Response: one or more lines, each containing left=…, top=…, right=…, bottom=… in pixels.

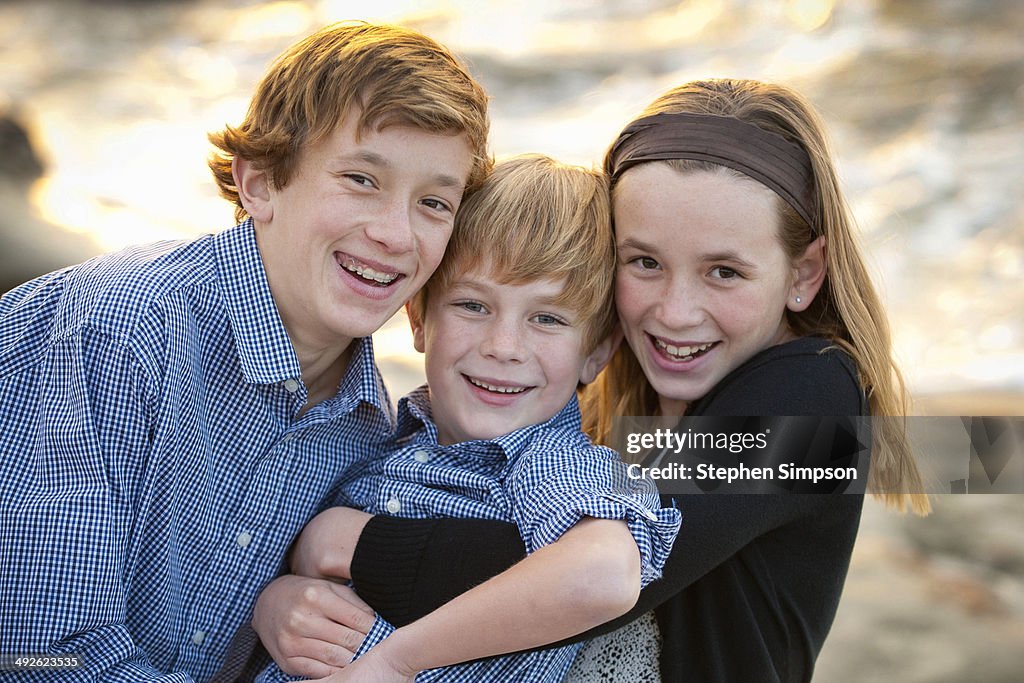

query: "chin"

left=338, top=315, right=391, bottom=340
left=652, top=381, right=707, bottom=406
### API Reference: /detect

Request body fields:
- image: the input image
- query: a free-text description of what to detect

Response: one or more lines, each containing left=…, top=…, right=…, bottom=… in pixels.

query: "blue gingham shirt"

left=0, top=220, right=395, bottom=682
left=258, top=386, right=681, bottom=682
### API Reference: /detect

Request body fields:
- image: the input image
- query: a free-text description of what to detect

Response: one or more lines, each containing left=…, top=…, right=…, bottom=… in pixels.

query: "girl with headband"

left=259, top=79, right=930, bottom=682
left=568, top=77, right=931, bottom=681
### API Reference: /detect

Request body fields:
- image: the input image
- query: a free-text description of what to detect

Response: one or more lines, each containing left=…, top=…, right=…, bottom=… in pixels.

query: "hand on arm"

left=252, top=575, right=376, bottom=678
left=252, top=507, right=376, bottom=677
left=317, top=517, right=640, bottom=680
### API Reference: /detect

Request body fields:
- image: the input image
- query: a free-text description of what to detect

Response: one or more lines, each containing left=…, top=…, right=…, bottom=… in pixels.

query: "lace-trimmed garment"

left=564, top=611, right=662, bottom=682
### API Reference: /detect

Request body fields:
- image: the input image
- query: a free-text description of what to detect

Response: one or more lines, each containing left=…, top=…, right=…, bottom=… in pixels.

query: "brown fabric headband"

left=608, top=112, right=816, bottom=228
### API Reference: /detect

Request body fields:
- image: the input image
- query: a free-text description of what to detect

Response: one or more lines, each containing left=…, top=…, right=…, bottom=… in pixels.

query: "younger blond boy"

left=256, top=155, right=680, bottom=681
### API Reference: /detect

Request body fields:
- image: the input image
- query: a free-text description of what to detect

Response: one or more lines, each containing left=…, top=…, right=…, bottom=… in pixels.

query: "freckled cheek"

left=615, top=278, right=655, bottom=329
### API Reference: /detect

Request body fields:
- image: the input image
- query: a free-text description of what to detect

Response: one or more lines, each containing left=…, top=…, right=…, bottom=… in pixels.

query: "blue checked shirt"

left=258, top=386, right=681, bottom=682
left=0, top=220, right=395, bottom=682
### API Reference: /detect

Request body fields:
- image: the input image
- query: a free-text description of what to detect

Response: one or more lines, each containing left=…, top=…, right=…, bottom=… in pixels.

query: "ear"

left=406, top=302, right=426, bottom=354
left=579, top=324, right=623, bottom=385
left=233, top=157, right=273, bottom=223
left=788, top=236, right=827, bottom=312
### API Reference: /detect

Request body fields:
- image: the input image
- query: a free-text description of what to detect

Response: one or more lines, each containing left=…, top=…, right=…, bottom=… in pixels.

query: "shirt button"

left=281, top=432, right=296, bottom=443
left=385, top=497, right=402, bottom=514
left=192, top=630, right=206, bottom=646
left=283, top=378, right=301, bottom=393
left=413, top=450, right=430, bottom=463
left=236, top=532, right=252, bottom=548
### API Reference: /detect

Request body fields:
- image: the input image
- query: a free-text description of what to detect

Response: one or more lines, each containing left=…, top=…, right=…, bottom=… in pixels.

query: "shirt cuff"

left=353, top=613, right=397, bottom=660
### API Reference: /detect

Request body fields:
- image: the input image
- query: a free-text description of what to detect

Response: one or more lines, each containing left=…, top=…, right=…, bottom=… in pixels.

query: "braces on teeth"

left=342, top=260, right=399, bottom=285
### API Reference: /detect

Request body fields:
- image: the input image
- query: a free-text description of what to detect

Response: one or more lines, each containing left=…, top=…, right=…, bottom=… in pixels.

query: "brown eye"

left=631, top=256, right=659, bottom=270
left=343, top=173, right=375, bottom=187
left=420, top=197, right=452, bottom=213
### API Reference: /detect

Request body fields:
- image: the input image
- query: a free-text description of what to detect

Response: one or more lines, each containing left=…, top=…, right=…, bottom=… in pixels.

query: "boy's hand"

left=252, top=574, right=376, bottom=678
left=290, top=507, right=374, bottom=579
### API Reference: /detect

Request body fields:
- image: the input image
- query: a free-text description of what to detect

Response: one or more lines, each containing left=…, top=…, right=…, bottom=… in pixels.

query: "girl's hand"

left=252, top=574, right=376, bottom=678
left=312, top=647, right=416, bottom=683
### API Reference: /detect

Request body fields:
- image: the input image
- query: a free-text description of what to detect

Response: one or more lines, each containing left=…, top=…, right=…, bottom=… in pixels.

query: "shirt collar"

left=214, top=219, right=300, bottom=385
left=332, top=336, right=395, bottom=423
left=396, top=387, right=583, bottom=457
left=396, top=385, right=440, bottom=443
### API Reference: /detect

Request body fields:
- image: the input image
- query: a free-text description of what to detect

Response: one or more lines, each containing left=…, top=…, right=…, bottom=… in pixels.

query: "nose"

left=655, top=274, right=706, bottom=330
left=479, top=317, right=526, bottom=363
left=366, top=198, right=415, bottom=253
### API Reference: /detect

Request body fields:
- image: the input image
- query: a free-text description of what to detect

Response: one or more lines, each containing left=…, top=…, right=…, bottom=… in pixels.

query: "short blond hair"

left=209, top=21, right=491, bottom=222
left=409, top=154, right=615, bottom=351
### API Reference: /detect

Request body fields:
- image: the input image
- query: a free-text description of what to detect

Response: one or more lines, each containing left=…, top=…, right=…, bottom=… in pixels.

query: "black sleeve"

left=351, top=514, right=525, bottom=626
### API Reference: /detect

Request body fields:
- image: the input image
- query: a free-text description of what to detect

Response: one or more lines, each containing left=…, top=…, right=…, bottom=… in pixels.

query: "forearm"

left=289, top=506, right=374, bottom=580
left=363, top=518, right=640, bottom=676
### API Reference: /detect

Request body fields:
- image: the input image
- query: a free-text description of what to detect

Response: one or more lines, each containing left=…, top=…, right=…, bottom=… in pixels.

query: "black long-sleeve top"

left=351, top=338, right=867, bottom=682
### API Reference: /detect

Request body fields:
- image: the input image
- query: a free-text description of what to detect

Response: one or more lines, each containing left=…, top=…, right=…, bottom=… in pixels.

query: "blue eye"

left=532, top=313, right=567, bottom=326
left=455, top=301, right=486, bottom=314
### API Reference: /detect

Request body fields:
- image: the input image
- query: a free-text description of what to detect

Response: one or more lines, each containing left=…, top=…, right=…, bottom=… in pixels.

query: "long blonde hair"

left=582, top=79, right=930, bottom=515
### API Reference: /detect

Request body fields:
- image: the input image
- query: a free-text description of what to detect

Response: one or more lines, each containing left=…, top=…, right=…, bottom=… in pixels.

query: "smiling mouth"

left=465, top=375, right=532, bottom=395
left=652, top=336, right=717, bottom=362
left=338, top=254, right=403, bottom=287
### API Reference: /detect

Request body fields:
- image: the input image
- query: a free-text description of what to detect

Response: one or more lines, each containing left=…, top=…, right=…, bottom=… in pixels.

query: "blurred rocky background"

left=1, top=0, right=1021, bottom=679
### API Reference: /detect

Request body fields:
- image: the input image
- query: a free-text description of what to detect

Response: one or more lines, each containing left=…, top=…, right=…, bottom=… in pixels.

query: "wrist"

left=374, top=625, right=425, bottom=678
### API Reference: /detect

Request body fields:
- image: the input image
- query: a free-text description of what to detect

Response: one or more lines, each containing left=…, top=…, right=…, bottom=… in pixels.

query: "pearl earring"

left=795, top=296, right=802, bottom=304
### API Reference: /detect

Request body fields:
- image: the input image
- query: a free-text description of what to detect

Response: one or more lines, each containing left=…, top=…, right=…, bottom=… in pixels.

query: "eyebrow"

left=619, top=238, right=759, bottom=270
left=337, top=151, right=464, bottom=189
left=700, top=251, right=759, bottom=269
left=449, top=278, right=570, bottom=306
left=617, top=237, right=660, bottom=253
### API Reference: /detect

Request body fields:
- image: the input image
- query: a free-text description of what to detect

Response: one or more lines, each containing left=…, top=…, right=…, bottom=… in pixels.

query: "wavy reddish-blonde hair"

left=208, top=21, right=491, bottom=222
